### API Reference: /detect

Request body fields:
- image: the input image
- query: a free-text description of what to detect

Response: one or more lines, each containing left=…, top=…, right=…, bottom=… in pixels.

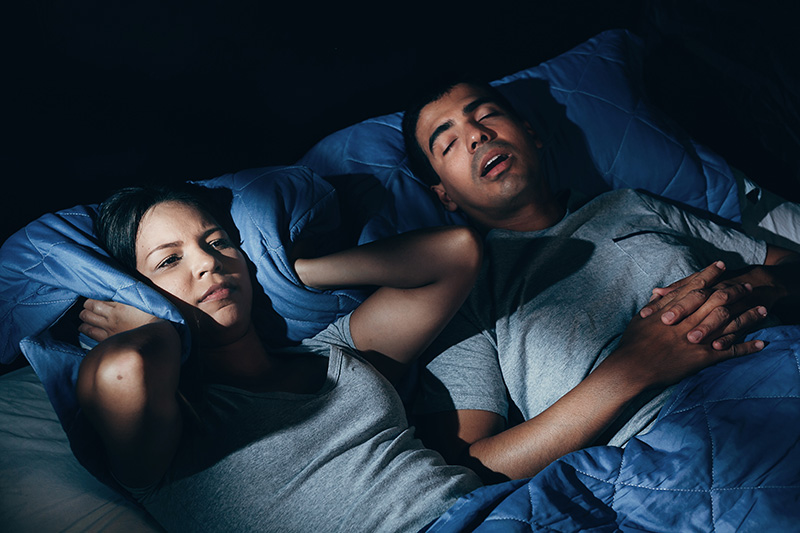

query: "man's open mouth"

left=481, top=153, right=509, bottom=177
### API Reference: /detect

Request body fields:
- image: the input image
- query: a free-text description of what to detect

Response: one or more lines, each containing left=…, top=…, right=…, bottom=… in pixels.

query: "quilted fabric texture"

left=0, top=205, right=191, bottom=426
left=0, top=205, right=176, bottom=364
left=426, top=326, right=800, bottom=531
left=299, top=112, right=468, bottom=242
left=200, top=167, right=368, bottom=342
left=300, top=29, right=741, bottom=235
left=0, top=165, right=357, bottom=429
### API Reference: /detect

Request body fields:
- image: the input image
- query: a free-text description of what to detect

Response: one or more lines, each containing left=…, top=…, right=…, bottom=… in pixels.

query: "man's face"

left=415, top=83, right=544, bottom=224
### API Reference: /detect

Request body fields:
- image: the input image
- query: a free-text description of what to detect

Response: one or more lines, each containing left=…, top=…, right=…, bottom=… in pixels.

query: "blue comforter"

left=425, top=327, right=800, bottom=531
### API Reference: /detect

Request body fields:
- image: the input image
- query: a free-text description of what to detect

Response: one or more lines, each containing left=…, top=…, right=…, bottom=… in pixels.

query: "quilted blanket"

left=427, top=327, right=800, bottom=531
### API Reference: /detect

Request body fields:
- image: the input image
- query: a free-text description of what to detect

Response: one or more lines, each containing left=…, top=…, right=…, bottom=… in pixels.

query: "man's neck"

left=477, top=192, right=568, bottom=233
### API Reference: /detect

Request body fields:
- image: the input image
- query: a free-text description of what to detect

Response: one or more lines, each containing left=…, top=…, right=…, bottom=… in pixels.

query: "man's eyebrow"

left=427, top=96, right=497, bottom=154
left=428, top=120, right=453, bottom=154
left=462, top=96, right=494, bottom=114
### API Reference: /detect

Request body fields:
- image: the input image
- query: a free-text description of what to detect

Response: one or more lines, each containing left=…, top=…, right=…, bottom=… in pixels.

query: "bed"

left=2, top=29, right=800, bottom=531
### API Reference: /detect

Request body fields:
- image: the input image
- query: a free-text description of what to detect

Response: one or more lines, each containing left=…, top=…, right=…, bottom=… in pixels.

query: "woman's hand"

left=78, top=299, right=162, bottom=342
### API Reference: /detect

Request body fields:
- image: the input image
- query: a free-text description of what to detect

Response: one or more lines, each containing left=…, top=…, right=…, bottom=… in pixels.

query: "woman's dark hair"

left=96, top=183, right=235, bottom=272
left=401, top=78, right=518, bottom=187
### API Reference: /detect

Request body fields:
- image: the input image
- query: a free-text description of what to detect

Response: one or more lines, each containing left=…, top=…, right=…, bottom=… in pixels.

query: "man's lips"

left=477, top=148, right=512, bottom=178
left=199, top=283, right=233, bottom=303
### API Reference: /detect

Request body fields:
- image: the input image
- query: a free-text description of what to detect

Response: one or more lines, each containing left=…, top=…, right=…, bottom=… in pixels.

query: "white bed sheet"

left=735, top=169, right=800, bottom=253
left=0, top=365, right=162, bottom=532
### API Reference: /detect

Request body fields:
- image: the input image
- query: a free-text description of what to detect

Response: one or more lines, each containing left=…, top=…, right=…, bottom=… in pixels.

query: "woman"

left=75, top=184, right=484, bottom=532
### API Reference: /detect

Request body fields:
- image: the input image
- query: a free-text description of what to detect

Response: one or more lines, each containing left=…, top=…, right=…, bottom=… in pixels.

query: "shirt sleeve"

left=302, top=312, right=357, bottom=355
left=636, top=190, right=768, bottom=266
left=413, top=308, right=509, bottom=419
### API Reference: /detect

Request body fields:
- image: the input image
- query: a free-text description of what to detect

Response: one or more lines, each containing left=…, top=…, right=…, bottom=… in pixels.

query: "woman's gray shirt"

left=138, top=314, right=482, bottom=532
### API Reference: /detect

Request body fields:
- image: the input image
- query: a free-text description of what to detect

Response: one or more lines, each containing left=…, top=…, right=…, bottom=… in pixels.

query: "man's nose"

left=468, top=123, right=493, bottom=152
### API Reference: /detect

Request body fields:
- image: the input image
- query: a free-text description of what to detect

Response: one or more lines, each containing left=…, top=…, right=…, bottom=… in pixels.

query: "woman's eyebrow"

left=145, top=241, right=181, bottom=261
left=143, top=227, right=223, bottom=261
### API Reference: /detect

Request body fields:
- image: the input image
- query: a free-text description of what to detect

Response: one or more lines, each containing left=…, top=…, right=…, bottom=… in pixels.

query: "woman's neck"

left=202, top=324, right=326, bottom=393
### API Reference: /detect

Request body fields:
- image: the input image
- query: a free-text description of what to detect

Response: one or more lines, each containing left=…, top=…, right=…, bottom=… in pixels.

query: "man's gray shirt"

left=417, top=189, right=767, bottom=445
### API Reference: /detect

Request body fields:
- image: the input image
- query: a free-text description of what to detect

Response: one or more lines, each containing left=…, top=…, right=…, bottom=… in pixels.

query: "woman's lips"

left=199, top=283, right=233, bottom=303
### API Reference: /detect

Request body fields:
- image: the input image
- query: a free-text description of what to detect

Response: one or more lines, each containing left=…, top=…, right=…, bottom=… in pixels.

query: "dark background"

left=3, top=0, right=799, bottom=246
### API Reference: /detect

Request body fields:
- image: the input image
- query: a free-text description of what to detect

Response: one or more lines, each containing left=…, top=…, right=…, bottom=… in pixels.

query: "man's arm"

left=417, top=279, right=765, bottom=483
left=642, top=246, right=800, bottom=340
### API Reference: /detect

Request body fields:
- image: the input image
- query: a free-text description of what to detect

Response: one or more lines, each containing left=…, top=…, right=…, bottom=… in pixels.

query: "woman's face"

left=134, top=201, right=253, bottom=345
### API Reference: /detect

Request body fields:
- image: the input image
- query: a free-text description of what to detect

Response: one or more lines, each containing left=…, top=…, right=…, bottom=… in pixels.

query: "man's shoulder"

left=588, top=188, right=647, bottom=207
left=565, top=188, right=652, bottom=221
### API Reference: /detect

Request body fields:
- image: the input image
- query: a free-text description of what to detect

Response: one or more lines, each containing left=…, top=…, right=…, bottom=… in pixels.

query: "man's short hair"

left=401, top=79, right=518, bottom=187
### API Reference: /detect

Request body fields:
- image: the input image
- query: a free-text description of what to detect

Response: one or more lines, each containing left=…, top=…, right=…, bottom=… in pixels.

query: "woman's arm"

left=76, top=305, right=183, bottom=489
left=295, top=226, right=482, bottom=383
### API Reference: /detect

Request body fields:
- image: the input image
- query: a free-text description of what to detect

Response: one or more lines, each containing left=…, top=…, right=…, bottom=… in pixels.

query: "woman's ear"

left=431, top=183, right=459, bottom=212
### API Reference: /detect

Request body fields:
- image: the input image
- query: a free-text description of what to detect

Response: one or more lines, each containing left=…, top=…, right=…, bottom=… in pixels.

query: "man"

left=401, top=80, right=800, bottom=483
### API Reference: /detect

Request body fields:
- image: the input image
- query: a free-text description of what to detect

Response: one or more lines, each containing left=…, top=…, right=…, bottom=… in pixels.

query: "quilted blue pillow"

left=299, top=113, right=468, bottom=243
left=0, top=204, right=190, bottom=426
left=299, top=29, right=741, bottom=233
left=0, top=165, right=364, bottom=428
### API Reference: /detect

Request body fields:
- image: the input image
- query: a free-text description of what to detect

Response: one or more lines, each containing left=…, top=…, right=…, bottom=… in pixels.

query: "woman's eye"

left=157, top=255, right=180, bottom=269
left=210, top=238, right=232, bottom=249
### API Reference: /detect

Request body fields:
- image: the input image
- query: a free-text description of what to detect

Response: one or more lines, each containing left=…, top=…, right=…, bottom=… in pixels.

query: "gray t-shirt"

left=417, top=189, right=767, bottom=446
left=137, top=314, right=482, bottom=532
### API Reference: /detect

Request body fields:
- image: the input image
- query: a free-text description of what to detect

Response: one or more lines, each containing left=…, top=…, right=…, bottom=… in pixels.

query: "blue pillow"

left=299, top=113, right=468, bottom=241
left=0, top=165, right=366, bottom=428
left=299, top=29, right=741, bottom=232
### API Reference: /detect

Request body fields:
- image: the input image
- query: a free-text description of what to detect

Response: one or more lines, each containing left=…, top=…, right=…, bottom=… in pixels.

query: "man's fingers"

left=691, top=260, right=728, bottom=288
left=682, top=282, right=748, bottom=334
left=710, top=306, right=769, bottom=350
left=655, top=276, right=742, bottom=328
left=659, top=287, right=715, bottom=325
left=682, top=284, right=755, bottom=343
left=717, top=338, right=765, bottom=360
left=640, top=261, right=727, bottom=318
left=641, top=283, right=687, bottom=316
left=711, top=333, right=736, bottom=351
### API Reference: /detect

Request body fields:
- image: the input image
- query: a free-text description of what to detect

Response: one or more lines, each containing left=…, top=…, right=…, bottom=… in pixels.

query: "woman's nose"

left=194, top=249, right=222, bottom=278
